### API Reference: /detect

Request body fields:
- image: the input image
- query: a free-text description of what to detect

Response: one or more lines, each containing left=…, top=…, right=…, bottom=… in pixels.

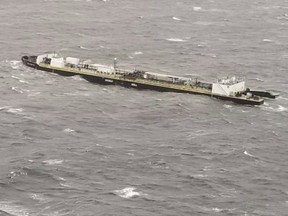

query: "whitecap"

left=10, top=60, right=21, bottom=65
left=95, top=143, right=103, bottom=147
left=36, top=32, right=48, bottom=36
left=11, top=75, right=21, bottom=80
left=197, top=43, right=207, bottom=47
left=7, top=108, right=23, bottom=114
left=166, top=38, right=186, bottom=42
left=11, top=87, right=24, bottom=94
left=60, top=182, right=72, bottom=187
left=18, top=79, right=29, bottom=84
left=114, top=187, right=141, bottom=199
left=58, top=177, right=66, bottom=181
left=69, top=75, right=86, bottom=82
left=263, top=39, right=273, bottom=42
left=28, top=92, right=41, bottom=97
left=134, top=51, right=143, bottom=55
left=254, top=77, right=264, bottom=82
left=223, top=118, right=232, bottom=124
left=278, top=96, right=288, bottom=101
left=63, top=128, right=75, bottom=133
left=0, top=201, right=30, bottom=216
left=261, top=104, right=287, bottom=112
left=29, top=193, right=47, bottom=202
left=194, top=174, right=207, bottom=178
left=11, top=65, right=20, bottom=70
left=223, top=104, right=233, bottom=109
left=244, top=150, right=254, bottom=157
left=212, top=208, right=222, bottom=212
left=42, top=159, right=63, bottom=165
left=78, top=45, right=91, bottom=50
left=276, top=105, right=287, bottom=112
left=172, top=16, right=181, bottom=21
left=10, top=60, right=21, bottom=69
left=11, top=76, right=28, bottom=84
left=193, top=7, right=202, bottom=11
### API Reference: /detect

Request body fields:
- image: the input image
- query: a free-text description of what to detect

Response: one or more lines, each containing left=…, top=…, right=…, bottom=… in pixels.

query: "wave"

left=66, top=75, right=86, bottom=82
left=0, top=201, right=30, bottom=216
left=263, top=39, right=273, bottom=42
left=261, top=104, right=287, bottom=112
left=0, top=106, right=10, bottom=111
left=63, top=91, right=91, bottom=97
left=223, top=104, right=233, bottom=109
left=78, top=45, right=92, bottom=50
left=193, top=7, right=202, bottom=11
left=133, top=51, right=143, bottom=55
left=42, top=159, right=63, bottom=165
left=166, top=38, right=186, bottom=42
left=195, top=52, right=217, bottom=58
left=11, top=76, right=28, bottom=84
left=75, top=32, right=88, bottom=37
left=7, top=108, right=23, bottom=114
left=278, top=96, right=288, bottom=101
left=27, top=92, right=41, bottom=97
left=63, top=128, right=75, bottom=133
left=11, top=87, right=24, bottom=94
left=0, top=107, right=24, bottom=115
left=244, top=150, right=254, bottom=157
left=9, top=60, right=21, bottom=70
left=8, top=169, right=27, bottom=179
left=172, top=16, right=181, bottom=21
left=253, top=77, right=264, bottom=82
left=197, top=42, right=208, bottom=47
left=113, top=187, right=145, bottom=199
left=29, top=193, right=47, bottom=202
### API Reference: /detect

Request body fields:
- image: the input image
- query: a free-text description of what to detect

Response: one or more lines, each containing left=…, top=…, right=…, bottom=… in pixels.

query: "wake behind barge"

left=21, top=53, right=279, bottom=105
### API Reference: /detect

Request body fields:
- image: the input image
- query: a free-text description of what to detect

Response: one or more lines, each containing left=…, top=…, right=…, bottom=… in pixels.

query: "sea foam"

left=166, top=38, right=186, bottom=42
left=114, top=187, right=142, bottom=199
left=7, top=108, right=23, bottom=114
left=193, top=7, right=202, bottom=11
left=63, top=128, right=75, bottom=133
left=42, top=159, right=63, bottom=165
left=134, top=51, right=143, bottom=55
left=244, top=151, right=254, bottom=157
left=261, top=104, right=287, bottom=112
left=172, top=16, right=181, bottom=21
left=0, top=201, right=30, bottom=216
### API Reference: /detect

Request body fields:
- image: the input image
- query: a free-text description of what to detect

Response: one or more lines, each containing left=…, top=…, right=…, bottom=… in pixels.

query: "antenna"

left=113, top=58, right=118, bottom=70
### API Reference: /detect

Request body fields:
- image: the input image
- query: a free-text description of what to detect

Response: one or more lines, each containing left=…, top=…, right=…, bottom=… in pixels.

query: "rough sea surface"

left=0, top=0, right=288, bottom=215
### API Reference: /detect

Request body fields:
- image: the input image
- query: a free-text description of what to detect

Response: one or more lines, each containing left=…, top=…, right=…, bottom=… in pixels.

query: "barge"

left=21, top=53, right=279, bottom=105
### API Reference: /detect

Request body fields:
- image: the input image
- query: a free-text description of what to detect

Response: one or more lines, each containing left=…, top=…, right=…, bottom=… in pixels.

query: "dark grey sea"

left=0, top=0, right=288, bottom=215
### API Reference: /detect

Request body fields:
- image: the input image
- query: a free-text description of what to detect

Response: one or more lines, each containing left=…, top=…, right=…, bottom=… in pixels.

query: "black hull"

left=21, top=56, right=264, bottom=106
left=248, top=90, right=279, bottom=99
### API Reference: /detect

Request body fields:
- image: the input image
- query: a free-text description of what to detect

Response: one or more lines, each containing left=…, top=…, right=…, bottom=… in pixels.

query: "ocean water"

left=0, top=0, right=288, bottom=215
